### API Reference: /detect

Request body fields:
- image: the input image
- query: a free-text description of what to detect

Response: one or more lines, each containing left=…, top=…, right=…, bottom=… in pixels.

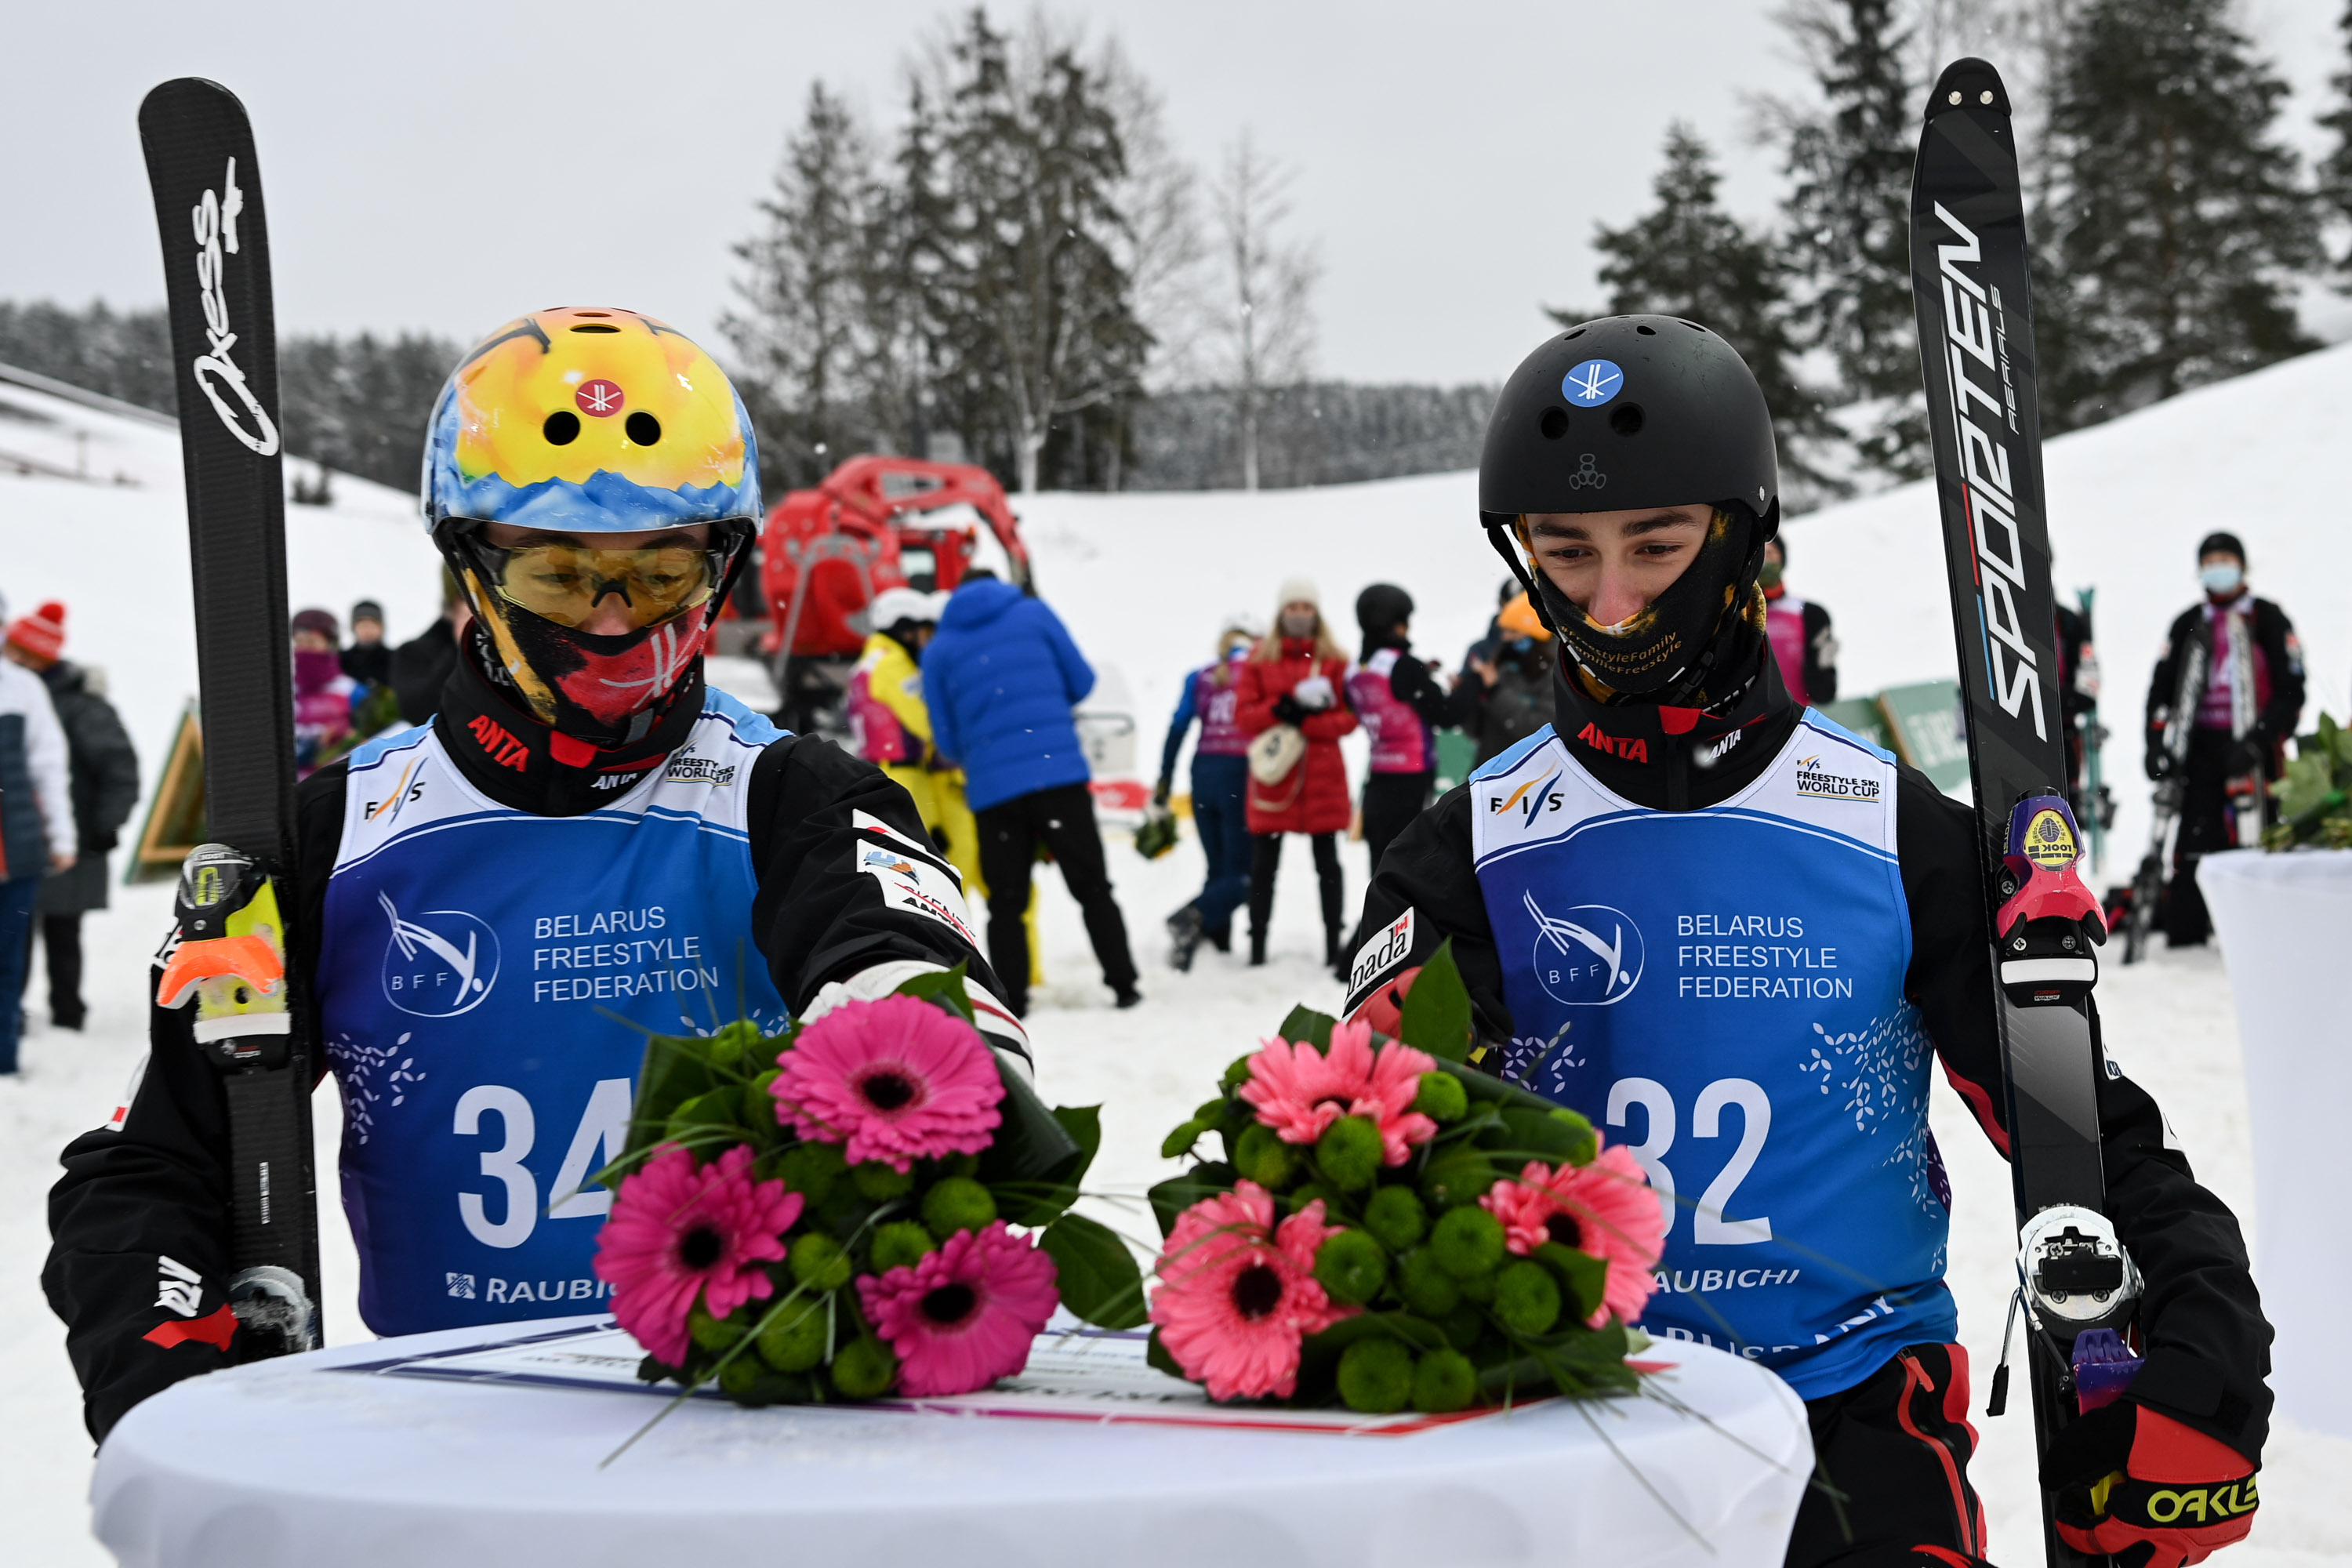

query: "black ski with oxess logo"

left=1910, top=57, right=2139, bottom=1567
left=139, top=78, right=321, bottom=1350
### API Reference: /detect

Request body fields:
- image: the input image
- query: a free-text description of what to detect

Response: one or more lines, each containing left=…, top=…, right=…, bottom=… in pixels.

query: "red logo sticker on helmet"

left=576, top=380, right=625, bottom=417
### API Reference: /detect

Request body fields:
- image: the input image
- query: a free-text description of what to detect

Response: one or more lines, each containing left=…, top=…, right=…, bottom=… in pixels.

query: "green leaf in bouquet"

left=1161, top=1117, right=1214, bottom=1160
left=1396, top=938, right=1474, bottom=1062
left=975, top=1065, right=1087, bottom=1225
left=1533, top=1240, right=1611, bottom=1326
left=621, top=1033, right=731, bottom=1165
left=1146, top=1326, right=1186, bottom=1380
left=1301, top=1310, right=1448, bottom=1356
left=1149, top=1163, right=1237, bottom=1237
left=1274, top=1006, right=1336, bottom=1048
left=892, top=961, right=978, bottom=1023
left=1040, top=1212, right=1148, bottom=1329
left=1493, top=1106, right=1598, bottom=1167
left=664, top=1086, right=753, bottom=1148
left=2274, top=750, right=2338, bottom=823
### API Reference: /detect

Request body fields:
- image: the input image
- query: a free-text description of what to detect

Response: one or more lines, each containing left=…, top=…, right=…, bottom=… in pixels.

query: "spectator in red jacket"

left=1236, top=578, right=1357, bottom=974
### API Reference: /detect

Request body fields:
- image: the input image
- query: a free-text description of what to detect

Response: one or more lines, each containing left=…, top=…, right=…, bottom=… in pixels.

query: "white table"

left=2197, top=848, right=2352, bottom=1440
left=91, top=1316, right=1811, bottom=1567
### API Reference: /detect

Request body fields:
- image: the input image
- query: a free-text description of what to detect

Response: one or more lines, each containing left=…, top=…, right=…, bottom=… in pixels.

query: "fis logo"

left=379, top=891, right=500, bottom=1017
left=187, top=158, right=280, bottom=457
left=1929, top=201, right=2048, bottom=742
left=1488, top=770, right=1566, bottom=823
left=364, top=757, right=427, bottom=822
left=1526, top=895, right=1643, bottom=1006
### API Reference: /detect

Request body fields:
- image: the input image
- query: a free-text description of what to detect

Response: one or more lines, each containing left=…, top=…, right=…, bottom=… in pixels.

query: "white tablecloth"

left=2197, top=848, right=2352, bottom=1439
left=91, top=1316, right=1810, bottom=1567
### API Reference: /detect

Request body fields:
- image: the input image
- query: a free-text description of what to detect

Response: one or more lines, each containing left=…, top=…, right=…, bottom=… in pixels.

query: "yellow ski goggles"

left=465, top=535, right=729, bottom=631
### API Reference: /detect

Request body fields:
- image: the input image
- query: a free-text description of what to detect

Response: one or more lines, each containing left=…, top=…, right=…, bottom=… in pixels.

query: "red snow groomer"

left=758, top=456, right=1033, bottom=738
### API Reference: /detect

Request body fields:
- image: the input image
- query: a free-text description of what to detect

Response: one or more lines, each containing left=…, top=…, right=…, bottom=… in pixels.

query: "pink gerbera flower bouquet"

left=591, top=970, right=1140, bottom=1406
left=1149, top=940, right=1662, bottom=1416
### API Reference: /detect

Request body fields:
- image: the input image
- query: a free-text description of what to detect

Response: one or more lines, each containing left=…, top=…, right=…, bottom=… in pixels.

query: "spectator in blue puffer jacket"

left=923, top=575, right=1140, bottom=1015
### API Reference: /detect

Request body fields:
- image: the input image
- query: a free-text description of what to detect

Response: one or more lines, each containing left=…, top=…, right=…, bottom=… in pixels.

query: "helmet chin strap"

left=1480, top=503, right=1776, bottom=713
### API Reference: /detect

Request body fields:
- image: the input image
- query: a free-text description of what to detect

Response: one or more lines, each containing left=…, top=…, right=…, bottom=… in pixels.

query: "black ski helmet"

left=1356, top=583, right=1414, bottom=635
left=1480, top=314, right=1778, bottom=525
left=1478, top=315, right=1783, bottom=704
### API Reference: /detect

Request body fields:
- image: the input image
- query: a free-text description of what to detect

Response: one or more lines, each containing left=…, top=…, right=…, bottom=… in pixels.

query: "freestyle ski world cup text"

left=1930, top=200, right=2047, bottom=742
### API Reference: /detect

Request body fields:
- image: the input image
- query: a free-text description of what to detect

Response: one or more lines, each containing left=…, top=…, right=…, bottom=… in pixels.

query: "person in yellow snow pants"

left=845, top=590, right=1042, bottom=985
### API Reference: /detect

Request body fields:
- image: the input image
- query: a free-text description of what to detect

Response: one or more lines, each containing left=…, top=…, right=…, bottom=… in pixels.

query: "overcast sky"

left=5, top=0, right=2344, bottom=387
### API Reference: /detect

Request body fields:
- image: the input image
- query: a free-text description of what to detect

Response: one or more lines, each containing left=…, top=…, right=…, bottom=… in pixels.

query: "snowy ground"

left=3, top=823, right=2347, bottom=1564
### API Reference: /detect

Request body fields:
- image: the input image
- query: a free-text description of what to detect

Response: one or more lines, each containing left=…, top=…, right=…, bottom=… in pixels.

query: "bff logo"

left=1562, top=358, right=1624, bottom=407
left=1565, top=453, right=1608, bottom=490
left=1524, top=895, right=1644, bottom=1007
left=379, top=891, right=501, bottom=1018
left=576, top=379, right=625, bottom=416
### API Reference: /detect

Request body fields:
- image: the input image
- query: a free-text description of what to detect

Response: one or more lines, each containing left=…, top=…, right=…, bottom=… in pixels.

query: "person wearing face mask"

left=1236, top=580, right=1359, bottom=973
left=1759, top=534, right=1837, bottom=706
left=45, top=307, right=1026, bottom=1443
left=289, top=608, right=360, bottom=779
left=1160, top=614, right=1263, bottom=971
left=1341, top=318, right=2270, bottom=1568
left=2143, top=532, right=2304, bottom=946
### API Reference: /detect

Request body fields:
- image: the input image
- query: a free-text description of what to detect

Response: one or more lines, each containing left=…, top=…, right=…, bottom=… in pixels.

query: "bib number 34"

left=452, top=1080, right=633, bottom=1249
left=1605, top=1076, right=1773, bottom=1246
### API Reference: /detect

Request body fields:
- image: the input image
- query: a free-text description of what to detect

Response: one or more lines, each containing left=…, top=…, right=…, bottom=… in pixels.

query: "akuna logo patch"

left=1525, top=894, right=1643, bottom=1006
left=379, top=891, right=500, bottom=1017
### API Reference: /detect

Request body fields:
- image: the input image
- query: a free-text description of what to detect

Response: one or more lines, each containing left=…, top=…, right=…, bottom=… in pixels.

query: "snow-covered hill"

left=5, top=349, right=2350, bottom=1563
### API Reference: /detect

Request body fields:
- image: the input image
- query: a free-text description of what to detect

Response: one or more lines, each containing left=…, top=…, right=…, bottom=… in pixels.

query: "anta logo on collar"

left=466, top=713, right=531, bottom=772
left=1576, top=722, right=1650, bottom=764
left=1488, top=769, right=1565, bottom=823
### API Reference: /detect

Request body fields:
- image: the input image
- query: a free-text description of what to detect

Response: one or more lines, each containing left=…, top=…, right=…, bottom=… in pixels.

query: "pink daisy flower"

left=857, top=1221, right=1060, bottom=1396
left=771, top=995, right=1004, bottom=1173
left=1149, top=1181, right=1353, bottom=1401
left=1240, top=1020, right=1436, bottom=1163
left=593, top=1144, right=803, bottom=1366
left=1479, top=1142, right=1664, bottom=1328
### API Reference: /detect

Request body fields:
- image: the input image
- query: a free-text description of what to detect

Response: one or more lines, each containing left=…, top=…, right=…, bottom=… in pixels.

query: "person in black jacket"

left=43, top=307, right=1025, bottom=1444
left=388, top=572, right=468, bottom=728
left=1447, top=590, right=1555, bottom=766
left=2143, top=532, right=2304, bottom=946
left=1347, top=584, right=1454, bottom=879
left=339, top=599, right=393, bottom=688
left=4, top=602, right=140, bottom=1030
left=1345, top=317, right=2269, bottom=1568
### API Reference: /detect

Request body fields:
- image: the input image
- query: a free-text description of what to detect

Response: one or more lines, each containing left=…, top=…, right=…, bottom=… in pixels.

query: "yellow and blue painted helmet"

left=421, top=306, right=760, bottom=535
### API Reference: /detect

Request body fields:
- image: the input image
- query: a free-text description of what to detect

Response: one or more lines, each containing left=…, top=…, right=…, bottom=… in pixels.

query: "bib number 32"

left=1605, top=1076, right=1773, bottom=1245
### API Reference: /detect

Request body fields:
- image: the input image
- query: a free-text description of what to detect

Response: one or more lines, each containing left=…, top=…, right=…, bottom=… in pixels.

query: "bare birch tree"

left=1209, top=130, right=1319, bottom=491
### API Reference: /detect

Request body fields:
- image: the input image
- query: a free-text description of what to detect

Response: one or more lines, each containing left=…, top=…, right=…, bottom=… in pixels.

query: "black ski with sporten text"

left=140, top=78, right=323, bottom=1349
left=1910, top=57, right=2139, bottom=1568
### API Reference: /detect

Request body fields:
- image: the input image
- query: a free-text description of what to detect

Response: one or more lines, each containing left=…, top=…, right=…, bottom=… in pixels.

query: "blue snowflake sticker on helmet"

left=1562, top=359, right=1624, bottom=408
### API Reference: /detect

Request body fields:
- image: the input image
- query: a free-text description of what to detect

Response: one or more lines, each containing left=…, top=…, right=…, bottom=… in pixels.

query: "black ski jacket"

left=2144, top=596, right=2303, bottom=779
left=45, top=653, right=1022, bottom=1443
left=1344, top=652, right=2273, bottom=1465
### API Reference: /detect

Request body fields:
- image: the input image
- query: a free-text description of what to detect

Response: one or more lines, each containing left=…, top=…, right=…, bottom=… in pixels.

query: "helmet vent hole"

left=574, top=310, right=612, bottom=318
left=570, top=323, right=622, bottom=334
left=1635, top=324, right=1657, bottom=336
left=1563, top=328, right=1585, bottom=339
left=626, top=412, right=662, bottom=446
left=1609, top=404, right=1645, bottom=436
left=543, top=411, right=582, bottom=446
left=1538, top=407, right=1570, bottom=440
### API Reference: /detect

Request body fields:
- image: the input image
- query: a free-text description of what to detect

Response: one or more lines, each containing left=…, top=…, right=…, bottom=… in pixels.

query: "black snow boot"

left=1167, top=906, right=1205, bottom=973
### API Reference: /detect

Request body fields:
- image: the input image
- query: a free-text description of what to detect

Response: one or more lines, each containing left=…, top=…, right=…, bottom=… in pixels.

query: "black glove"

left=1273, top=694, right=1307, bottom=727
left=1152, top=775, right=1172, bottom=808
left=2227, top=733, right=2268, bottom=777
left=2145, top=735, right=2173, bottom=782
left=2045, top=1399, right=2257, bottom=1567
left=85, top=831, right=119, bottom=854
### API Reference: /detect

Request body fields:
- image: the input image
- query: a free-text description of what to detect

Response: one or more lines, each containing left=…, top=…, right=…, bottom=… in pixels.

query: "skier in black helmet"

left=1342, top=317, right=2270, bottom=1568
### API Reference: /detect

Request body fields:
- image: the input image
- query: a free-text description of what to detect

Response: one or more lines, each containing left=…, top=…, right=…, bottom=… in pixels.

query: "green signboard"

left=1875, top=680, right=1973, bottom=792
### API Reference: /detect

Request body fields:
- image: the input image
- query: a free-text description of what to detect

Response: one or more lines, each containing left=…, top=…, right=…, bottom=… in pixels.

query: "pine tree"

left=1563, top=124, right=1836, bottom=501
left=2321, top=1, right=2352, bottom=278
left=725, top=82, right=898, bottom=492
left=1777, top=0, right=1925, bottom=480
left=2036, top=0, right=2321, bottom=430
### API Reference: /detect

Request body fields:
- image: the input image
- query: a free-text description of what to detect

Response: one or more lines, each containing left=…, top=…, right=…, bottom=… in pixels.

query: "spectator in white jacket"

left=0, top=590, right=74, bottom=1073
